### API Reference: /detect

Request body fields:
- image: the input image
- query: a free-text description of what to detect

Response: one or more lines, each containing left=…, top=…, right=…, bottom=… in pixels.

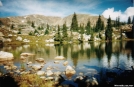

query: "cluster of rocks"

left=0, top=51, right=99, bottom=87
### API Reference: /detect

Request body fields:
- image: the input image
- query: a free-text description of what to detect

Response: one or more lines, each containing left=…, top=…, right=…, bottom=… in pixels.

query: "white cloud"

left=0, top=0, right=3, bottom=6
left=102, top=7, right=134, bottom=22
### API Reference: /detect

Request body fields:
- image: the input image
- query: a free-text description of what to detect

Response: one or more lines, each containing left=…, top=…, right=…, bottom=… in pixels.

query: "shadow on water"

left=125, top=41, right=134, bottom=59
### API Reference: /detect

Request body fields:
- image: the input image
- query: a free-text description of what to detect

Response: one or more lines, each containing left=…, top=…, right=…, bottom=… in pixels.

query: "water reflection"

left=0, top=41, right=134, bottom=74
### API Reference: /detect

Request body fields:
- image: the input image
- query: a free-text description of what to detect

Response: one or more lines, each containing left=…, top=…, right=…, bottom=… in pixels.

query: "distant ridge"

left=0, top=14, right=108, bottom=34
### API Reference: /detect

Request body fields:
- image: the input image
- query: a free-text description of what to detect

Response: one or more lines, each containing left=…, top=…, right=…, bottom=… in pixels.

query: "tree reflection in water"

left=0, top=41, right=134, bottom=77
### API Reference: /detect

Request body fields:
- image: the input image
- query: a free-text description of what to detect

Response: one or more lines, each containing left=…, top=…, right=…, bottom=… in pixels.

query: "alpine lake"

left=0, top=40, right=134, bottom=84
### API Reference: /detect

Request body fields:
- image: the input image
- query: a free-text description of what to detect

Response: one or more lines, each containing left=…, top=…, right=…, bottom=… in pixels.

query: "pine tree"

left=79, top=24, right=84, bottom=41
left=47, top=24, right=49, bottom=30
left=95, top=15, right=102, bottom=32
left=11, top=24, right=14, bottom=29
left=55, top=25, right=61, bottom=41
left=95, top=15, right=104, bottom=32
left=115, top=17, right=118, bottom=28
left=117, top=17, right=120, bottom=28
left=34, top=29, right=39, bottom=35
left=31, top=21, right=35, bottom=28
left=101, top=21, right=105, bottom=31
left=44, top=24, right=49, bottom=35
left=71, top=12, right=78, bottom=32
left=105, top=16, right=112, bottom=41
left=127, top=16, right=131, bottom=24
left=132, top=16, right=134, bottom=24
left=132, top=16, right=134, bottom=38
left=44, top=29, right=49, bottom=35
left=85, top=20, right=91, bottom=35
left=17, top=29, right=21, bottom=34
left=62, top=23, right=68, bottom=41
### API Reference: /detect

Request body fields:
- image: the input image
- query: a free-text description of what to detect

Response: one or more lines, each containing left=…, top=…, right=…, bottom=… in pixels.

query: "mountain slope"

left=0, top=14, right=107, bottom=34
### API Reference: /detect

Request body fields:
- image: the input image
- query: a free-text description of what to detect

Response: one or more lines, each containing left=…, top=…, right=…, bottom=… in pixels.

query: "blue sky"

left=0, top=0, right=134, bottom=21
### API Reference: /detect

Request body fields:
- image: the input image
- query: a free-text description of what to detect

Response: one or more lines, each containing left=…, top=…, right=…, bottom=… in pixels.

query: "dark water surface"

left=0, top=41, right=134, bottom=81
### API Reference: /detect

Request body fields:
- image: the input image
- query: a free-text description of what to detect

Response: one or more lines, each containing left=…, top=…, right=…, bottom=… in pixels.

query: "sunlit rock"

left=4, top=65, right=17, bottom=71
left=65, top=65, right=76, bottom=79
left=54, top=71, right=62, bottom=76
left=63, top=61, right=68, bottom=66
left=15, top=70, right=21, bottom=74
left=12, top=65, right=17, bottom=70
left=20, top=56, right=27, bottom=60
left=45, top=39, right=54, bottom=43
left=27, top=61, right=32, bottom=65
left=8, top=34, right=12, bottom=37
left=16, top=36, right=22, bottom=41
left=45, top=44, right=54, bottom=47
left=46, top=66, right=53, bottom=70
left=40, top=76, right=46, bottom=79
left=54, top=61, right=59, bottom=64
left=20, top=53, right=35, bottom=56
left=20, top=71, right=30, bottom=75
left=54, top=56, right=65, bottom=60
left=23, top=39, right=30, bottom=43
left=35, top=58, right=45, bottom=62
left=32, top=65, right=43, bottom=71
left=45, top=77, right=54, bottom=81
left=46, top=70, right=53, bottom=76
left=79, top=72, right=84, bottom=76
left=91, top=77, right=98, bottom=86
left=36, top=71, right=45, bottom=76
left=4, top=65, right=11, bottom=70
left=0, top=51, right=14, bottom=61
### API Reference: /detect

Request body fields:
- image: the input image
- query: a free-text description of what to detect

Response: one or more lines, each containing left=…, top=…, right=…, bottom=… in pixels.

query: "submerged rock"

left=54, top=61, right=59, bottom=64
left=46, top=70, right=53, bottom=76
left=35, top=58, right=45, bottom=62
left=65, top=65, right=76, bottom=79
left=32, top=65, right=43, bottom=71
left=36, top=71, right=45, bottom=76
left=0, top=51, right=14, bottom=61
left=20, top=53, right=35, bottom=56
left=63, top=61, right=68, bottom=66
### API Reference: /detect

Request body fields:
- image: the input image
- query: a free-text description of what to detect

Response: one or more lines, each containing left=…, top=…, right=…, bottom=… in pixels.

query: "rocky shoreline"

left=0, top=51, right=134, bottom=87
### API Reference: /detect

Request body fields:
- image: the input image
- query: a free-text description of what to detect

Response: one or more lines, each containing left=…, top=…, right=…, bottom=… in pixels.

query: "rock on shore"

left=0, top=51, right=14, bottom=61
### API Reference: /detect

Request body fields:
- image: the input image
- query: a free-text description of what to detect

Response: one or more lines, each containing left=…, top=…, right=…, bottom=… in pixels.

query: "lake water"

left=0, top=41, right=134, bottom=81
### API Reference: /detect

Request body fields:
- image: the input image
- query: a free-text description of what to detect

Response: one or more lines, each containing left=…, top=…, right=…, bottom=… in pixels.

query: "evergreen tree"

left=105, top=16, right=112, bottom=41
left=70, top=12, right=78, bottom=32
left=31, top=21, right=35, bottom=28
left=117, top=17, right=121, bottom=28
left=85, top=20, right=91, bottom=35
left=29, top=31, right=33, bottom=36
left=115, top=17, right=118, bottom=28
left=132, top=16, right=134, bottom=24
left=47, top=24, right=49, bottom=30
left=62, top=23, right=68, bottom=41
left=55, top=25, right=61, bottom=41
left=17, top=29, right=21, bottom=34
left=11, top=24, right=14, bottom=29
left=101, top=21, right=105, bottom=31
left=113, top=21, right=116, bottom=27
left=95, top=15, right=102, bottom=32
left=95, top=15, right=104, bottom=32
left=34, top=29, right=39, bottom=35
left=44, top=24, right=49, bottom=35
left=79, top=24, right=84, bottom=41
left=44, top=29, right=49, bottom=35
left=38, top=26, right=43, bottom=30
left=127, top=16, right=131, bottom=24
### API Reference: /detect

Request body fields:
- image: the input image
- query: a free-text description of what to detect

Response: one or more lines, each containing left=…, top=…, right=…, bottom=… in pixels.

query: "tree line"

left=13, top=13, right=134, bottom=42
